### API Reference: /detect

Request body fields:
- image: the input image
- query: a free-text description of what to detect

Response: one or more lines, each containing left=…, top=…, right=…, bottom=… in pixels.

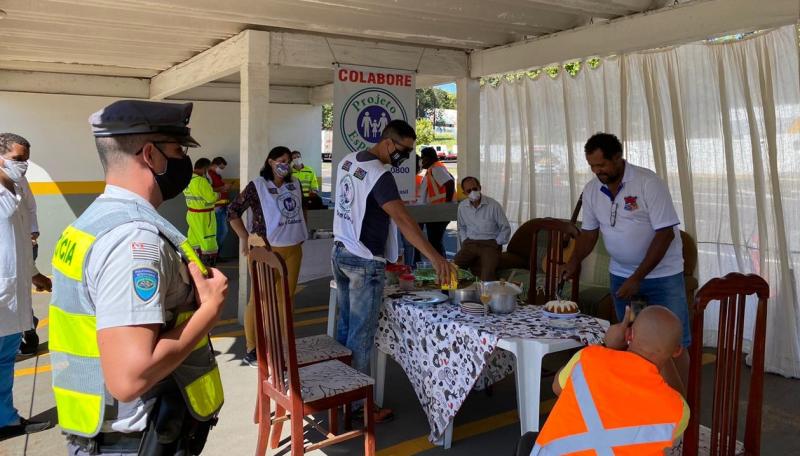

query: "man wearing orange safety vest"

left=518, top=305, right=689, bottom=456
left=419, top=146, right=454, bottom=256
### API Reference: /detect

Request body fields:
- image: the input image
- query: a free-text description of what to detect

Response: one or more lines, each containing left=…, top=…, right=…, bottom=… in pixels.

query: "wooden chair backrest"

left=685, top=272, right=769, bottom=456
left=249, top=247, right=300, bottom=403
left=528, top=218, right=581, bottom=305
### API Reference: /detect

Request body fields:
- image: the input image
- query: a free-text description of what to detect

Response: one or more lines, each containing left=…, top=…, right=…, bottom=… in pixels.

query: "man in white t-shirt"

left=564, top=132, right=690, bottom=388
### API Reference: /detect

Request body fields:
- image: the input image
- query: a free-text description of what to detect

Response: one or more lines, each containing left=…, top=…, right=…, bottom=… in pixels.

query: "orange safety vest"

left=424, top=161, right=452, bottom=205
left=415, top=174, right=424, bottom=203
left=533, top=345, right=686, bottom=456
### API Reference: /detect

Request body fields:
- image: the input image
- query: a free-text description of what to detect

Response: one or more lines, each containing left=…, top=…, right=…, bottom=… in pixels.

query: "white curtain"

left=480, top=25, right=800, bottom=378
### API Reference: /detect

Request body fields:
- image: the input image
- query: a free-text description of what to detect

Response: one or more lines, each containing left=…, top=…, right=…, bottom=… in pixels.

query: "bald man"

left=518, top=306, right=689, bottom=456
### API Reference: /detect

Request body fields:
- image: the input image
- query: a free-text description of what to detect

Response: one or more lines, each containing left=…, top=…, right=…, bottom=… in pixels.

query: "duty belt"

left=67, top=431, right=144, bottom=454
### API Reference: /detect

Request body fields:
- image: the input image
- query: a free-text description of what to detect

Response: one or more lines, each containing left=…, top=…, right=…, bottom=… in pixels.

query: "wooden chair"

left=527, top=218, right=580, bottom=306
left=247, top=233, right=352, bottom=370
left=250, top=247, right=375, bottom=456
left=683, top=272, right=769, bottom=456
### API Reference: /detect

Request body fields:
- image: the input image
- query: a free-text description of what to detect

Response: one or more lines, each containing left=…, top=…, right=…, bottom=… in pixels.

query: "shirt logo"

left=286, top=183, right=296, bottom=191
left=353, top=168, right=368, bottom=180
left=268, top=187, right=278, bottom=195
left=133, top=268, right=159, bottom=302
left=277, top=193, right=301, bottom=219
left=623, top=196, right=639, bottom=211
left=337, top=174, right=355, bottom=214
left=342, top=160, right=353, bottom=172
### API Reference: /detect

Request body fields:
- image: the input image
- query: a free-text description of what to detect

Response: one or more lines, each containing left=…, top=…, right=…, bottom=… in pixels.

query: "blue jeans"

left=399, top=233, right=415, bottom=268
left=610, top=272, right=692, bottom=347
left=215, top=207, right=228, bottom=250
left=332, top=244, right=386, bottom=375
left=0, top=333, right=22, bottom=427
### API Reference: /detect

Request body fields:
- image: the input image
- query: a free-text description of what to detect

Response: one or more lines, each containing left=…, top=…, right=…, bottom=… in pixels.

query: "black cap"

left=88, top=100, right=200, bottom=147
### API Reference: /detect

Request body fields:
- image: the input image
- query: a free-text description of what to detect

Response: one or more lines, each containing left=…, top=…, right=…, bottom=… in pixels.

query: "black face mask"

left=389, top=141, right=413, bottom=168
left=150, top=144, right=193, bottom=201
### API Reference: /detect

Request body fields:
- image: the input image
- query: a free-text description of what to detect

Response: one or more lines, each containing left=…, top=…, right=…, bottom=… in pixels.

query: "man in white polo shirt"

left=564, top=132, right=690, bottom=387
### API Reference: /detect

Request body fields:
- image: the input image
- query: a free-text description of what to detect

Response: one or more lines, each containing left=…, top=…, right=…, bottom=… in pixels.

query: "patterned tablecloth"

left=375, top=299, right=606, bottom=441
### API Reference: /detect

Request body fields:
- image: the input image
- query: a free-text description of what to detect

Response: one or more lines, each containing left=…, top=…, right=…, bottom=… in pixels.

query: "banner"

left=333, top=64, right=416, bottom=201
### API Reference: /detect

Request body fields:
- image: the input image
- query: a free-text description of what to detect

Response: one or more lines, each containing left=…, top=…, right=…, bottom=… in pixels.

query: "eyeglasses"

left=153, top=141, right=189, bottom=155
left=392, top=139, right=414, bottom=155
left=610, top=202, right=618, bottom=227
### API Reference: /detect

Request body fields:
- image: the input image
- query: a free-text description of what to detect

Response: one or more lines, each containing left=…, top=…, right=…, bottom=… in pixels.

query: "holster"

left=138, top=378, right=217, bottom=455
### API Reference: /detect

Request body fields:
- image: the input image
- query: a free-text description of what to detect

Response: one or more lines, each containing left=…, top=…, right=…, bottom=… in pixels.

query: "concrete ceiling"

left=0, top=0, right=677, bottom=86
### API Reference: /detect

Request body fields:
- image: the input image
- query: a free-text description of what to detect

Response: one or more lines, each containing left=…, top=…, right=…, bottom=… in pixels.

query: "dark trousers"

left=514, top=432, right=537, bottom=456
left=424, top=221, right=448, bottom=257
left=453, top=239, right=501, bottom=281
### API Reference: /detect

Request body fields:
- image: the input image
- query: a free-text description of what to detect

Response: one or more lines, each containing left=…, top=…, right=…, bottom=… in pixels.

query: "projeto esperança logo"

left=339, top=88, right=408, bottom=153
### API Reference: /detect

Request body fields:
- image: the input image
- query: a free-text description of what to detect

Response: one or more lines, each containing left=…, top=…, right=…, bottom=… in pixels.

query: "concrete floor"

left=2, top=258, right=799, bottom=455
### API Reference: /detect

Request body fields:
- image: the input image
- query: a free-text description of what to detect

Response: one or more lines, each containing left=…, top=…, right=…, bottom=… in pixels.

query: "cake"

left=544, top=300, right=579, bottom=314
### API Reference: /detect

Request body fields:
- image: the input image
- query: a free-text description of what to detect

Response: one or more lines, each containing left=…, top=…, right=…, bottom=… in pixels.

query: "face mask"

left=293, top=159, right=303, bottom=168
left=468, top=190, right=481, bottom=202
left=150, top=146, right=193, bottom=201
left=275, top=163, right=290, bottom=178
left=389, top=149, right=410, bottom=168
left=2, top=159, right=28, bottom=183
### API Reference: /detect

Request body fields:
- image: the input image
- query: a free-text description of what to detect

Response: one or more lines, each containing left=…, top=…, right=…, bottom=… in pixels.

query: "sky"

left=435, top=82, right=456, bottom=94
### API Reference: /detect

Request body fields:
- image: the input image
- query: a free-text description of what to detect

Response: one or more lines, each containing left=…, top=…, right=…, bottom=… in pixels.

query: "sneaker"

left=243, top=350, right=258, bottom=368
left=0, top=418, right=52, bottom=440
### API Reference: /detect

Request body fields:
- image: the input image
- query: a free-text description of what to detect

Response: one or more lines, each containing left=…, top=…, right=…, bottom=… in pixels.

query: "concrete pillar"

left=456, top=77, right=481, bottom=182
left=238, top=30, right=270, bottom=324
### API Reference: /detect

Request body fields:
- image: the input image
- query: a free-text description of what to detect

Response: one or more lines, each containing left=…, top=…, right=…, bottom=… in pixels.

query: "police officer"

left=50, top=100, right=227, bottom=454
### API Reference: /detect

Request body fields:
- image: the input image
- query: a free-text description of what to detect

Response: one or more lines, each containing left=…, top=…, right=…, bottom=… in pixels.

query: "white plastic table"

left=327, top=281, right=609, bottom=449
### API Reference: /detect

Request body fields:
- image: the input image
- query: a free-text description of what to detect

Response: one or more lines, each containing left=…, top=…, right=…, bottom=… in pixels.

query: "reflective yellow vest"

left=293, top=165, right=319, bottom=197
left=50, top=197, right=223, bottom=437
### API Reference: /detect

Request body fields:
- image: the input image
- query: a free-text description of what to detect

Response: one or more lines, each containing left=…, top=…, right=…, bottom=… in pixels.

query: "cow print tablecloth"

left=375, top=299, right=606, bottom=442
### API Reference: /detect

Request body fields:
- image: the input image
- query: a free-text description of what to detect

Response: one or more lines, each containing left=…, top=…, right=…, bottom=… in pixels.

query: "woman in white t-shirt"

left=228, top=146, right=308, bottom=366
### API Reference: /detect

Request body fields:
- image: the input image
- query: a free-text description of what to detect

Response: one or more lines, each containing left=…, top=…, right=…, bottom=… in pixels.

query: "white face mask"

left=2, top=159, right=28, bottom=183
left=468, top=190, right=481, bottom=202
left=293, top=158, right=303, bottom=168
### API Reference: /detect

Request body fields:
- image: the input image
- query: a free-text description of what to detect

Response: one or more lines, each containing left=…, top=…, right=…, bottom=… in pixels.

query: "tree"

left=415, top=87, right=456, bottom=120
left=415, top=118, right=435, bottom=145
left=321, top=103, right=333, bottom=130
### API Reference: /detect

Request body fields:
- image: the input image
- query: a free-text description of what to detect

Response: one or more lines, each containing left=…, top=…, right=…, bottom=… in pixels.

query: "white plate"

left=402, top=291, right=449, bottom=305
left=542, top=309, right=580, bottom=319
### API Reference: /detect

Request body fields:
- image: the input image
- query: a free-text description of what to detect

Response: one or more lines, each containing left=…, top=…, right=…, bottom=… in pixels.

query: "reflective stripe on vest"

left=50, top=197, right=221, bottom=437
left=425, top=162, right=450, bottom=204
left=530, top=362, right=675, bottom=455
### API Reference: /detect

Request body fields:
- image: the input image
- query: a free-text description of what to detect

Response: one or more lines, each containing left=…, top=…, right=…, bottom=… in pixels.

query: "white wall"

left=0, top=91, right=322, bottom=183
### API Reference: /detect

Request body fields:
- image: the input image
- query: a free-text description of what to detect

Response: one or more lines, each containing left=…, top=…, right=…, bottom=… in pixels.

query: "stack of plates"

left=460, top=301, right=487, bottom=316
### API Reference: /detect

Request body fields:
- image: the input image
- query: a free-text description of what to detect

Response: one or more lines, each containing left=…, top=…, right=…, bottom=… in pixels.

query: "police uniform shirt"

left=84, top=185, right=192, bottom=432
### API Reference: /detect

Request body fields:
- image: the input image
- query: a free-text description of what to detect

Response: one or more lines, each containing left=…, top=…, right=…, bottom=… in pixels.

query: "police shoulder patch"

left=133, top=267, right=159, bottom=302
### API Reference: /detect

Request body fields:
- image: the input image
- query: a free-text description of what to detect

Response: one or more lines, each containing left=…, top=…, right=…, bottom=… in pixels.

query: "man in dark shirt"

left=332, top=120, right=452, bottom=423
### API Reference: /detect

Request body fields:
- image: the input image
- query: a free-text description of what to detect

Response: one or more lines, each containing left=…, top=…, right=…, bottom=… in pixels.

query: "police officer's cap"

left=89, top=100, right=200, bottom=147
